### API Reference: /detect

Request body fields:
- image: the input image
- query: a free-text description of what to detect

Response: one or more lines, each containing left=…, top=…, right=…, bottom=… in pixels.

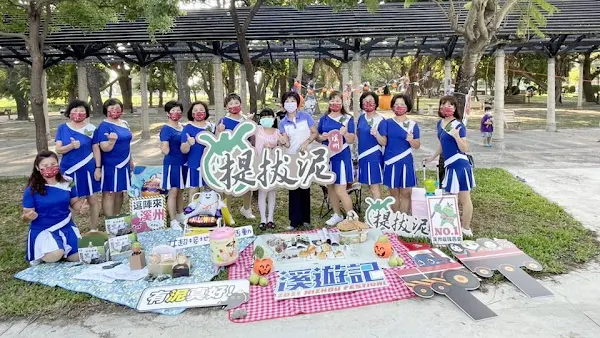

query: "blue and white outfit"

left=219, top=115, right=246, bottom=132
left=437, top=119, right=475, bottom=193
left=357, top=114, right=385, bottom=185
left=318, top=114, right=355, bottom=185
left=55, top=123, right=100, bottom=197
left=95, top=120, right=132, bottom=192
left=23, top=182, right=82, bottom=263
left=381, top=119, right=420, bottom=189
left=181, top=122, right=214, bottom=188
left=160, top=124, right=188, bottom=190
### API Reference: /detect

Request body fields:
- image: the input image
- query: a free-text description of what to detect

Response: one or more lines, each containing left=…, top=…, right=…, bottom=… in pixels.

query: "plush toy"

left=183, top=191, right=227, bottom=233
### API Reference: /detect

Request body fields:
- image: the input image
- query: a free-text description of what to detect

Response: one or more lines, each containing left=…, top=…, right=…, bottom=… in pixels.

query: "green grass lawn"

left=0, top=168, right=598, bottom=318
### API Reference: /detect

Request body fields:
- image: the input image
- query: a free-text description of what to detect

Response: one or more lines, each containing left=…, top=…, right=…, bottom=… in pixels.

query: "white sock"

left=267, top=190, right=276, bottom=223
left=258, top=189, right=267, bottom=223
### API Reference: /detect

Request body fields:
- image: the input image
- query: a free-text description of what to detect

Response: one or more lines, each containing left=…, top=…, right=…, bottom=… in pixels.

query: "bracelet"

left=96, top=166, right=101, bottom=169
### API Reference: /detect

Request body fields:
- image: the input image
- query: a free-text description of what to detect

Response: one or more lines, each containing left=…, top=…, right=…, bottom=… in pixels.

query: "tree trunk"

left=115, top=66, right=133, bottom=113
left=174, top=61, right=191, bottom=109
left=279, top=75, right=287, bottom=98
left=408, top=56, right=422, bottom=105
left=226, top=62, right=236, bottom=94
left=149, top=91, right=153, bottom=107
left=454, top=46, right=483, bottom=118
left=16, top=95, right=29, bottom=121
left=272, top=77, right=280, bottom=99
left=86, top=64, right=103, bottom=117
left=28, top=9, right=48, bottom=151
left=158, top=70, right=165, bottom=107
left=202, top=64, right=215, bottom=105
left=583, top=52, right=599, bottom=102
left=230, top=2, right=262, bottom=115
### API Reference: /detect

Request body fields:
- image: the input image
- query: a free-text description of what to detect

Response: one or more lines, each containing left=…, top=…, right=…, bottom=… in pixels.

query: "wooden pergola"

left=1, top=0, right=599, bottom=145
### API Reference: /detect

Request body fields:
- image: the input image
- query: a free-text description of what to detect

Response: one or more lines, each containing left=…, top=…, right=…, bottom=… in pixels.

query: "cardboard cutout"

left=396, top=248, right=497, bottom=321
left=426, top=195, right=463, bottom=245
left=137, top=280, right=250, bottom=311
left=129, top=166, right=164, bottom=198
left=448, top=238, right=552, bottom=298
left=275, top=261, right=388, bottom=300
left=364, top=197, right=429, bottom=238
left=327, top=130, right=344, bottom=154
left=197, top=121, right=335, bottom=197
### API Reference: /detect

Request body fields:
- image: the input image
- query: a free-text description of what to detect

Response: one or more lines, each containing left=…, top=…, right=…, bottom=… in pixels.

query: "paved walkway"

left=1, top=123, right=599, bottom=337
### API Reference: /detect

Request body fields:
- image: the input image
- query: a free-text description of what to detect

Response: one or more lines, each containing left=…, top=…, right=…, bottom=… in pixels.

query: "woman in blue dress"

left=160, top=100, right=188, bottom=230
left=181, top=100, right=214, bottom=198
left=216, top=93, right=255, bottom=220
left=22, top=151, right=90, bottom=265
left=380, top=94, right=421, bottom=214
left=356, top=91, right=386, bottom=200
left=317, top=91, right=356, bottom=226
left=423, top=95, right=475, bottom=236
left=95, top=98, right=133, bottom=217
left=55, top=99, right=101, bottom=230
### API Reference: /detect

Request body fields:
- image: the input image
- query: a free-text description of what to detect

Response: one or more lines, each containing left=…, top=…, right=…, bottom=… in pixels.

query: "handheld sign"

left=328, top=130, right=343, bottom=154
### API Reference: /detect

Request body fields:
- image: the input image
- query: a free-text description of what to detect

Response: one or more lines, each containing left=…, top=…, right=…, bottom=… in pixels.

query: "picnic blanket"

left=228, top=232, right=416, bottom=323
left=14, top=229, right=254, bottom=315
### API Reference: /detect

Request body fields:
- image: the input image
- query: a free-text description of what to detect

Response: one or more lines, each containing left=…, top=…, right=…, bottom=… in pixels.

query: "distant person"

left=480, top=106, right=494, bottom=147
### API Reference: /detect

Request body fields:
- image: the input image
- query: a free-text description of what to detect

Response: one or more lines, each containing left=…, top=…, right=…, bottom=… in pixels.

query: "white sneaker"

left=326, top=213, right=344, bottom=226
left=240, top=207, right=256, bottom=220
left=170, top=220, right=183, bottom=231
left=175, top=213, right=186, bottom=224
left=461, top=227, right=473, bottom=237
left=30, top=259, right=41, bottom=267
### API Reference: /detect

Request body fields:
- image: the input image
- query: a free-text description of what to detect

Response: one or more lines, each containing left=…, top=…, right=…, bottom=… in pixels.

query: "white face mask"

left=284, top=102, right=298, bottom=113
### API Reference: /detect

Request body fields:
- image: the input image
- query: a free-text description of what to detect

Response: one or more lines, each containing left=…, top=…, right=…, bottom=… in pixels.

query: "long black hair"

left=27, top=151, right=65, bottom=196
left=326, top=91, right=349, bottom=116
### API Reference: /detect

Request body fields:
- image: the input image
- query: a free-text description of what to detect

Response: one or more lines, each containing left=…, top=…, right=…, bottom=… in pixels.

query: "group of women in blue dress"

left=23, top=98, right=133, bottom=265
left=22, top=89, right=475, bottom=265
left=318, top=92, right=475, bottom=237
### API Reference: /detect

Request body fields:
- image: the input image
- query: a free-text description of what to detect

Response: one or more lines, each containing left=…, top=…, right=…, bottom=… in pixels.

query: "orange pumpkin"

left=374, top=236, right=393, bottom=258
left=253, top=258, right=273, bottom=275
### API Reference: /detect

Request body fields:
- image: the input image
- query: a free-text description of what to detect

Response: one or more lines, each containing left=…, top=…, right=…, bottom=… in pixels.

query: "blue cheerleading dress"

left=55, top=123, right=100, bottom=197
left=23, top=182, right=82, bottom=262
left=95, top=120, right=132, bottom=193
left=380, top=118, right=420, bottom=189
left=318, top=114, right=355, bottom=185
left=181, top=122, right=214, bottom=188
left=437, top=119, right=476, bottom=193
left=356, top=114, right=385, bottom=185
left=160, top=123, right=188, bottom=190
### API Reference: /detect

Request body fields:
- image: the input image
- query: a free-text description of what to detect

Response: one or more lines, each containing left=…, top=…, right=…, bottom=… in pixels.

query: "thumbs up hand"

left=104, top=132, right=118, bottom=141
left=79, top=199, right=90, bottom=215
left=217, top=123, right=225, bottom=132
left=70, top=137, right=80, bottom=149
left=407, top=132, right=414, bottom=141
left=186, top=133, right=195, bottom=146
